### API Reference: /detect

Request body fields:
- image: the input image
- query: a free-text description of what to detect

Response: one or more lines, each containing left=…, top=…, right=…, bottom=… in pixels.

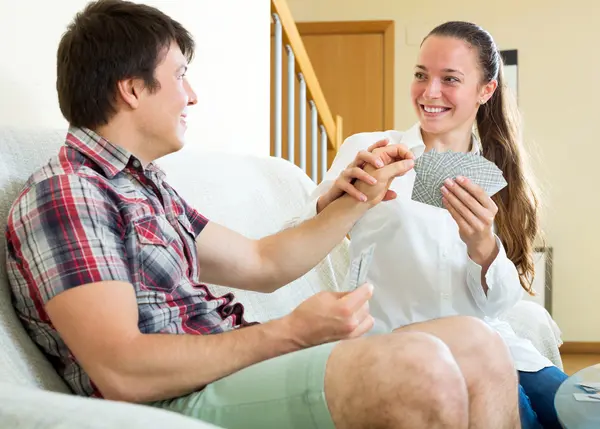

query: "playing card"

left=411, top=150, right=507, bottom=209
left=343, top=244, right=376, bottom=291
left=356, top=244, right=375, bottom=287
left=411, top=173, right=436, bottom=207
left=576, top=382, right=600, bottom=393
left=573, top=393, right=600, bottom=402
left=412, top=151, right=439, bottom=207
left=578, top=382, right=600, bottom=390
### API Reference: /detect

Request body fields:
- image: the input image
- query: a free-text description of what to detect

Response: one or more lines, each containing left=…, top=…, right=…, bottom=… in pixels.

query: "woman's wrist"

left=468, top=235, right=498, bottom=267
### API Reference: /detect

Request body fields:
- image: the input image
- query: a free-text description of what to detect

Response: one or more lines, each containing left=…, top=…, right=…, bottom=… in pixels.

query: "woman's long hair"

left=425, top=22, right=540, bottom=294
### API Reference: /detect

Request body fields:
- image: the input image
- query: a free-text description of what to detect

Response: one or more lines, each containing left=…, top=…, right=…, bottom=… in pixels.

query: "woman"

left=310, top=21, right=567, bottom=428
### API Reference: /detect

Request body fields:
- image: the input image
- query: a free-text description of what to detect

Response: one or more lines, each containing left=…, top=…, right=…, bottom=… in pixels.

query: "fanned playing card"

left=411, top=150, right=507, bottom=209
left=343, top=244, right=376, bottom=291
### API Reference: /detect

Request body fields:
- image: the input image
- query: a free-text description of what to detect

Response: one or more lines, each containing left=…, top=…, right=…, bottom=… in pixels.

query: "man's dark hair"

left=56, top=0, right=195, bottom=129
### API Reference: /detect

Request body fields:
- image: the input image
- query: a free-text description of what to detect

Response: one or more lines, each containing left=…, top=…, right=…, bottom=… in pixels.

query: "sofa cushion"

left=0, top=382, right=221, bottom=429
left=0, top=127, right=70, bottom=392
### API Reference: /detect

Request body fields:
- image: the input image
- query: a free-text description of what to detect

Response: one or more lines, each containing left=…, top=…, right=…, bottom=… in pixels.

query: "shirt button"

left=132, top=160, right=141, bottom=168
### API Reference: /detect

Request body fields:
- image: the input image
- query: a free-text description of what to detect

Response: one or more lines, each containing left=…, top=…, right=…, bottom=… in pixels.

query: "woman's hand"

left=441, top=176, right=499, bottom=266
left=317, top=139, right=410, bottom=213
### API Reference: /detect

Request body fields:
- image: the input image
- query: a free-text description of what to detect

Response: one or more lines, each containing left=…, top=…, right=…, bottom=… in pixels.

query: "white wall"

left=0, top=0, right=271, bottom=159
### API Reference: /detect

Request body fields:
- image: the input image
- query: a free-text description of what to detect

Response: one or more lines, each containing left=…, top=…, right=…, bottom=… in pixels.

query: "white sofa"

left=0, top=128, right=563, bottom=428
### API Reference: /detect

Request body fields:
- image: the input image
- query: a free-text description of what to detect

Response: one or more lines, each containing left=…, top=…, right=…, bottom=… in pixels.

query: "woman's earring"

left=479, top=99, right=486, bottom=105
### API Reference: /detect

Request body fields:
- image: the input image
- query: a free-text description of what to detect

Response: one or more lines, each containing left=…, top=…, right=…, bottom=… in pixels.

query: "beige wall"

left=0, top=0, right=271, bottom=157
left=288, top=0, right=600, bottom=342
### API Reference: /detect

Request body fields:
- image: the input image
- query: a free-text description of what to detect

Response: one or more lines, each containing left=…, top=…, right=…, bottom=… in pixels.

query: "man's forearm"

left=102, top=318, right=300, bottom=402
left=257, top=195, right=368, bottom=291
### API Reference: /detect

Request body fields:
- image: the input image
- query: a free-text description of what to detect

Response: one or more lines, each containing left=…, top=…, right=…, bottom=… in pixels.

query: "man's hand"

left=317, top=141, right=415, bottom=213
left=284, top=283, right=374, bottom=348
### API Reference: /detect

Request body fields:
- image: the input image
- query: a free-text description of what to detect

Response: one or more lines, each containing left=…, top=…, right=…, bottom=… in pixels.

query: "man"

left=5, top=1, right=520, bottom=428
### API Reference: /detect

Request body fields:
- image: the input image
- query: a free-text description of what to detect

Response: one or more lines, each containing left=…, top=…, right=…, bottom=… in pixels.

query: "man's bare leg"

left=324, top=331, right=469, bottom=429
left=394, top=316, right=520, bottom=429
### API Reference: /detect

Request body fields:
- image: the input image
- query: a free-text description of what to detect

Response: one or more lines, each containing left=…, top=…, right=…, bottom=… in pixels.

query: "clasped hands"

left=316, top=139, right=416, bottom=213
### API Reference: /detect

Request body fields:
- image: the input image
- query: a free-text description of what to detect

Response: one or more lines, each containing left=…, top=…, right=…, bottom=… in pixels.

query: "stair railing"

left=271, top=0, right=343, bottom=182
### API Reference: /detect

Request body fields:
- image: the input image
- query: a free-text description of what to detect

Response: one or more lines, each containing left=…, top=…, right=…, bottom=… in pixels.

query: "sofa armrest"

left=499, top=301, right=564, bottom=370
left=0, top=383, right=221, bottom=429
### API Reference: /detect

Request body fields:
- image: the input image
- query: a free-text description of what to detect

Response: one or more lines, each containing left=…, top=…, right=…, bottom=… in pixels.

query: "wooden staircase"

left=270, top=0, right=343, bottom=183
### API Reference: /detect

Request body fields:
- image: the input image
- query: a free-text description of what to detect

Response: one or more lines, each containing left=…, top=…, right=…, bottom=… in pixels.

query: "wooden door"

left=271, top=21, right=394, bottom=174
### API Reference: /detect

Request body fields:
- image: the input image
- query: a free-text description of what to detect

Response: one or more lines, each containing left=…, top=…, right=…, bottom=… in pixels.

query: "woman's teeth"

left=423, top=106, right=449, bottom=113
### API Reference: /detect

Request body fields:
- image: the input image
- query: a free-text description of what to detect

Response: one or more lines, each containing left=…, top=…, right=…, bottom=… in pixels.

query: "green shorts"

left=149, top=342, right=338, bottom=429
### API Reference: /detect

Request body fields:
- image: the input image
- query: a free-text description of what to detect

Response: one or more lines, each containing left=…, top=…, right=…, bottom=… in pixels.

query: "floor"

left=561, top=353, right=600, bottom=375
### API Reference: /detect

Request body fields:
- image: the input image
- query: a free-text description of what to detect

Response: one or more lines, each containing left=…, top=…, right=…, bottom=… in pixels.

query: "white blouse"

left=304, top=123, right=553, bottom=372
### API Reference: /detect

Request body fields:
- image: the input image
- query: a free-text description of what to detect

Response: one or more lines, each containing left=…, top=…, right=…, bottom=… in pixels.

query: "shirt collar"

left=65, top=126, right=166, bottom=180
left=401, top=122, right=481, bottom=157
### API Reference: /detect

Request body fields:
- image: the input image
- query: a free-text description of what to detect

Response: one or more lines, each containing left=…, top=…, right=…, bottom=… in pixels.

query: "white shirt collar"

left=401, top=123, right=481, bottom=157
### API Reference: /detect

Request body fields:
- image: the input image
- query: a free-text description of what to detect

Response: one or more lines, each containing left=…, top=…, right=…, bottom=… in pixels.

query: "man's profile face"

left=135, top=42, right=197, bottom=158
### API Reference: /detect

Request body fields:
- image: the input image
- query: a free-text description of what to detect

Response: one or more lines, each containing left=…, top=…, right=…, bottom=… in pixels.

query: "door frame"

left=295, top=20, right=395, bottom=130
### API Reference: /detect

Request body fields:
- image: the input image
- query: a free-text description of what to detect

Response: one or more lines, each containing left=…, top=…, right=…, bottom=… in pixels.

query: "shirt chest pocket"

left=133, top=216, right=189, bottom=292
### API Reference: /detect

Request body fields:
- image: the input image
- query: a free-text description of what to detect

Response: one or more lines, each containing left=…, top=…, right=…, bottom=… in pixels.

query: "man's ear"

left=116, top=78, right=145, bottom=109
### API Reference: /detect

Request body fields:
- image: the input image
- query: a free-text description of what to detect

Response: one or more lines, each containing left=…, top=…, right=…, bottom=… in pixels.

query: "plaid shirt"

left=5, top=127, right=246, bottom=397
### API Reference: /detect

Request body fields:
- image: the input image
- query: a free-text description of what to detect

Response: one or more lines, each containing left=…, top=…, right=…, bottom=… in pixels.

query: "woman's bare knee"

left=324, top=332, right=468, bottom=429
